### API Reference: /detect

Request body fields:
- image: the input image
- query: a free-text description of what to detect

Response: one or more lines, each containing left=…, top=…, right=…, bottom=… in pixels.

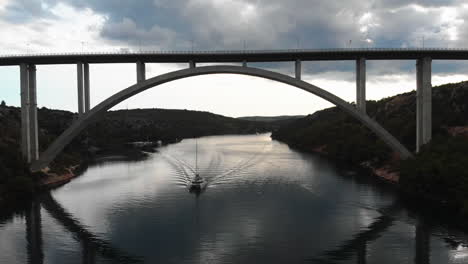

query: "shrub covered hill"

left=272, top=81, right=468, bottom=215
left=0, top=105, right=270, bottom=200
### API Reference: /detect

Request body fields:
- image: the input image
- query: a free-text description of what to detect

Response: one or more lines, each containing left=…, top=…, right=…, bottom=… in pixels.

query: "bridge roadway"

left=1, top=48, right=468, bottom=65
left=6, top=48, right=456, bottom=169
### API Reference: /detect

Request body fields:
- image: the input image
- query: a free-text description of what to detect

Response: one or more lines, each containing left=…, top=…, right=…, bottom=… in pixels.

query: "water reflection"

left=26, top=198, right=43, bottom=264
left=39, top=193, right=143, bottom=263
left=18, top=195, right=454, bottom=264
left=309, top=203, right=399, bottom=264
left=1, top=134, right=468, bottom=263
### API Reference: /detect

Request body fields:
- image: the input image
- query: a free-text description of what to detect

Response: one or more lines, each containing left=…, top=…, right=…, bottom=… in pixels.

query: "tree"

left=0, top=100, right=5, bottom=107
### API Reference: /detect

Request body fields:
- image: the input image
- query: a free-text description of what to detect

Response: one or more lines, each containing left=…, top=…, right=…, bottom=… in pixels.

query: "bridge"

left=1, top=48, right=465, bottom=171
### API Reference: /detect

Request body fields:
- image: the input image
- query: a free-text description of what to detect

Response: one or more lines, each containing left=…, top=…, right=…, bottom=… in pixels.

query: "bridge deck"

left=1, top=48, right=468, bottom=66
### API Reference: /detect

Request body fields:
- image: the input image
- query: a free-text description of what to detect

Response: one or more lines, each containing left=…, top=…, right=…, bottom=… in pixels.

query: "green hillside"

left=0, top=105, right=270, bottom=201
left=272, top=81, right=468, bottom=216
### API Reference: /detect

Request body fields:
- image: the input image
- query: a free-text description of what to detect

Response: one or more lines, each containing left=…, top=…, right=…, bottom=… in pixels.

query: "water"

left=1, top=134, right=468, bottom=264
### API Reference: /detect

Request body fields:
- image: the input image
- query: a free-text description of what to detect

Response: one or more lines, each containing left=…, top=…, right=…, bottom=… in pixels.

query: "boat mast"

left=195, top=140, right=198, bottom=175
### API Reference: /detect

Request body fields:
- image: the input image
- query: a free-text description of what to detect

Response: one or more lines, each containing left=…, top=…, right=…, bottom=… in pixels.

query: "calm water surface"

left=1, top=134, right=468, bottom=263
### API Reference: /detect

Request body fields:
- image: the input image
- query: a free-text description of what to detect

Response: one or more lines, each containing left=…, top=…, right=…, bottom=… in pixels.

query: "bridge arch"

left=31, top=65, right=412, bottom=171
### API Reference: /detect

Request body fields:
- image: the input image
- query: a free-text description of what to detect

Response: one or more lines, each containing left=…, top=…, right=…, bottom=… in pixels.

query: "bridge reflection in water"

left=25, top=193, right=143, bottom=264
left=19, top=193, right=444, bottom=264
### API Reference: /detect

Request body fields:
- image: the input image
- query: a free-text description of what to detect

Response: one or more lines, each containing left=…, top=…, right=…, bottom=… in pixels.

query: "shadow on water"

left=16, top=193, right=144, bottom=264
left=11, top=192, right=448, bottom=264
left=305, top=193, right=467, bottom=264
left=307, top=202, right=399, bottom=264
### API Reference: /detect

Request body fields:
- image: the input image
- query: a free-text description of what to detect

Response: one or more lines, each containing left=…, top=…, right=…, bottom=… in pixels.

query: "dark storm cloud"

left=2, top=0, right=466, bottom=75
left=1, top=0, right=57, bottom=23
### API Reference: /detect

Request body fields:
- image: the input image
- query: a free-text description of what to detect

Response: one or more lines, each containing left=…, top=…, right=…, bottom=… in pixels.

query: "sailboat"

left=190, top=140, right=204, bottom=192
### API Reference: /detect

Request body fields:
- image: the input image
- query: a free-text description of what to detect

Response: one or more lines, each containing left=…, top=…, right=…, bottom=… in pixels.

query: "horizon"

left=1, top=1, right=468, bottom=117
left=1, top=75, right=467, bottom=119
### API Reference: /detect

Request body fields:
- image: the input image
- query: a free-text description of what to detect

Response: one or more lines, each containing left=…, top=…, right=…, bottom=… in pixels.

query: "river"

left=1, top=134, right=468, bottom=263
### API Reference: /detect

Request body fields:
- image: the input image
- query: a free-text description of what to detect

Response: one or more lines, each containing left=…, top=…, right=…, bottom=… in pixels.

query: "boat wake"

left=161, top=141, right=271, bottom=193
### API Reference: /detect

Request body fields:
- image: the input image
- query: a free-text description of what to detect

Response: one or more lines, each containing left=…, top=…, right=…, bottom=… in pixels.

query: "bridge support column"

left=189, top=60, right=196, bottom=69
left=356, top=58, right=366, bottom=113
left=28, top=64, right=39, bottom=162
left=20, top=64, right=31, bottom=162
left=77, top=62, right=90, bottom=114
left=77, top=63, right=84, bottom=115
left=416, top=57, right=432, bottom=152
left=295, top=59, right=302, bottom=80
left=136, top=61, right=146, bottom=83
left=84, top=63, right=90, bottom=112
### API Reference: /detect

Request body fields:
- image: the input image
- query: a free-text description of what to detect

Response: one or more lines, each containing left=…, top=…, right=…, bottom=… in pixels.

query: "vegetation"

left=0, top=105, right=271, bottom=201
left=400, top=136, right=468, bottom=215
left=272, top=81, right=468, bottom=216
left=87, top=108, right=271, bottom=147
left=0, top=105, right=35, bottom=201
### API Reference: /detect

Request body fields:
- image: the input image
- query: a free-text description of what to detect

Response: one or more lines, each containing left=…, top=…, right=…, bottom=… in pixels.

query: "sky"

left=1, top=0, right=468, bottom=117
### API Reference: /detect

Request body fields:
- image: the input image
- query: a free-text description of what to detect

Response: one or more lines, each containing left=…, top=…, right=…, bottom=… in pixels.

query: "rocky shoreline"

left=39, top=164, right=82, bottom=190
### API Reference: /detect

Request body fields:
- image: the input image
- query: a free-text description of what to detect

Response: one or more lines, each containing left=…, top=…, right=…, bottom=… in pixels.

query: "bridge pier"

left=295, top=59, right=302, bottom=80
left=28, top=64, right=39, bottom=162
left=356, top=58, right=366, bottom=113
left=189, top=60, right=196, bottom=69
left=20, top=64, right=31, bottom=161
left=20, top=64, right=39, bottom=162
left=136, top=61, right=146, bottom=83
left=77, top=63, right=90, bottom=115
left=416, top=57, right=432, bottom=152
left=77, top=63, right=84, bottom=115
left=84, top=63, right=90, bottom=112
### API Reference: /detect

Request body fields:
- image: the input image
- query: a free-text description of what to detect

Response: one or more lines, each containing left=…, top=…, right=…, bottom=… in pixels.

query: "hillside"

left=237, top=115, right=305, bottom=122
left=272, top=81, right=468, bottom=216
left=0, top=105, right=270, bottom=201
left=88, top=108, right=270, bottom=146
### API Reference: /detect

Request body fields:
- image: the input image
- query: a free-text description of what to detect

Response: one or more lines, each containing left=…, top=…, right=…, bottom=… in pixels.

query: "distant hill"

left=272, top=81, right=468, bottom=217
left=237, top=115, right=305, bottom=122
left=87, top=108, right=272, bottom=145
left=272, top=81, right=468, bottom=163
left=0, top=105, right=271, bottom=199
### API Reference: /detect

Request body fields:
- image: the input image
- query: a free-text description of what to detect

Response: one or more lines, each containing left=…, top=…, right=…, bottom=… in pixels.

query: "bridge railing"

left=1, top=47, right=468, bottom=58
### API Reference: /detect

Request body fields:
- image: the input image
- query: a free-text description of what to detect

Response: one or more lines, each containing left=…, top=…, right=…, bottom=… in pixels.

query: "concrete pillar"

left=356, top=58, right=366, bottom=113
left=295, top=59, right=302, bottom=80
left=77, top=63, right=84, bottom=115
left=83, top=63, right=90, bottom=112
left=416, top=57, right=432, bottom=152
left=28, top=64, right=39, bottom=162
left=189, top=60, right=196, bottom=69
left=26, top=199, right=43, bottom=264
left=242, top=60, right=247, bottom=67
left=20, top=63, right=31, bottom=162
left=136, top=61, right=146, bottom=83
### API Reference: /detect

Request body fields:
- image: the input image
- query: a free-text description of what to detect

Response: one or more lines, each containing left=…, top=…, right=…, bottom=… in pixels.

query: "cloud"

left=0, top=3, right=107, bottom=53
left=1, top=0, right=468, bottom=117
left=100, top=17, right=180, bottom=49
left=1, top=0, right=56, bottom=23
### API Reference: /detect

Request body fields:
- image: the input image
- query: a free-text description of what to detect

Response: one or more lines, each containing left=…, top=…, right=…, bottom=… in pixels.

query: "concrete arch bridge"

left=0, top=48, right=457, bottom=170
